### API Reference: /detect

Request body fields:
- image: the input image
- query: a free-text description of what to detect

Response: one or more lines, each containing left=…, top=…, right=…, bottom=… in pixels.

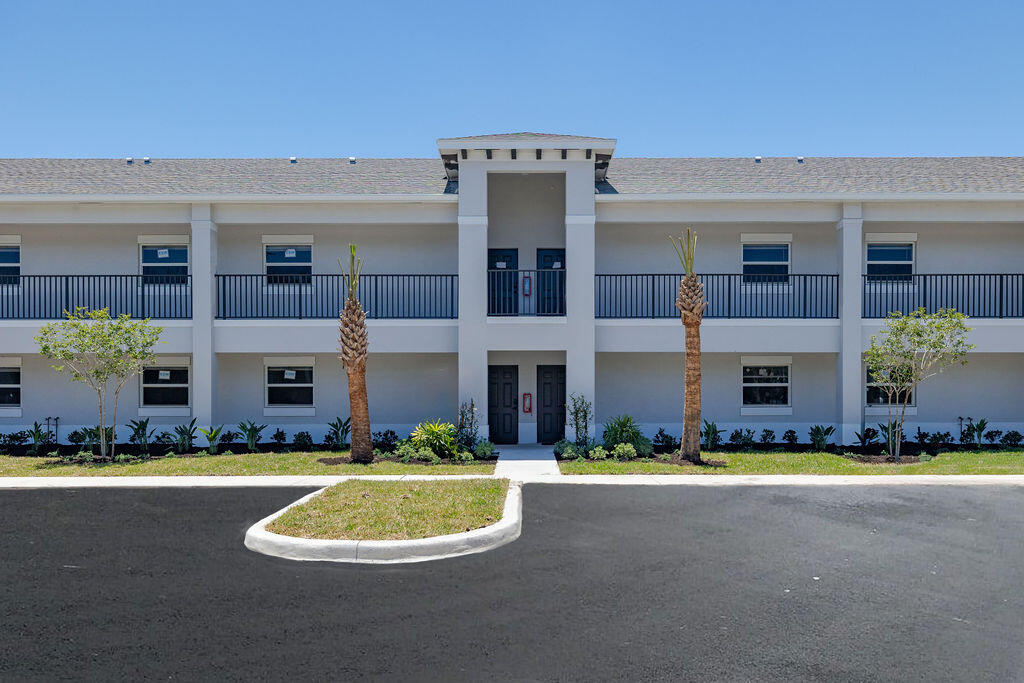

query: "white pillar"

left=457, top=215, right=488, bottom=430
left=190, top=204, right=217, bottom=427
left=837, top=203, right=863, bottom=445
left=565, top=214, right=596, bottom=437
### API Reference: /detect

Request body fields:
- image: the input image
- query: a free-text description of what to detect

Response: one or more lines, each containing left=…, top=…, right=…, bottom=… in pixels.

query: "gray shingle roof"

left=2, top=156, right=1024, bottom=197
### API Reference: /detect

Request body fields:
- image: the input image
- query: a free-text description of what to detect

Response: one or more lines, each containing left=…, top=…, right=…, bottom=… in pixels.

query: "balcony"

left=488, top=269, right=566, bottom=317
left=595, top=274, right=839, bottom=319
left=216, top=274, right=458, bottom=319
left=0, top=275, right=192, bottom=319
left=863, top=274, right=1024, bottom=318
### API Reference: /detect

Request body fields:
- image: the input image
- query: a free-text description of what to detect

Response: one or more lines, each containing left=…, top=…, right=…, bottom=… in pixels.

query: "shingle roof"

left=2, top=156, right=1024, bottom=197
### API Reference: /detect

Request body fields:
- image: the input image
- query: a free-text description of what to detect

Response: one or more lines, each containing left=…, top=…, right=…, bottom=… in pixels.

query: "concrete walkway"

left=493, top=443, right=561, bottom=479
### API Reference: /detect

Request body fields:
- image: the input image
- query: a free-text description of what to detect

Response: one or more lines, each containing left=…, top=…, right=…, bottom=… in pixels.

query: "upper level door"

left=536, top=248, right=566, bottom=316
left=488, top=248, right=519, bottom=316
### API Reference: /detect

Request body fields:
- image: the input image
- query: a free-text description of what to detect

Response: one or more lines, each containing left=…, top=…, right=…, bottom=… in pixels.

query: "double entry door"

left=487, top=248, right=565, bottom=316
left=488, top=364, right=566, bottom=444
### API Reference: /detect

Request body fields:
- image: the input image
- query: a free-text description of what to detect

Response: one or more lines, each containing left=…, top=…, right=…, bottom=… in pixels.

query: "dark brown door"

left=488, top=365, right=519, bottom=444
left=536, top=364, right=566, bottom=444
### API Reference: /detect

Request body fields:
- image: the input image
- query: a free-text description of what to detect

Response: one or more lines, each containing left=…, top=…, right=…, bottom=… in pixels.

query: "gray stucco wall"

left=487, top=173, right=566, bottom=271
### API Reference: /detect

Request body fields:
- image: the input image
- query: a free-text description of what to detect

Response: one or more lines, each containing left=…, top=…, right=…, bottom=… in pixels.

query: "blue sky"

left=2, top=1, right=1022, bottom=158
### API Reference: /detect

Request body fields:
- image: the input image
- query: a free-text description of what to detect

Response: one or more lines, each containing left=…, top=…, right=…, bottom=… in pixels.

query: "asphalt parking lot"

left=1, top=484, right=1023, bottom=681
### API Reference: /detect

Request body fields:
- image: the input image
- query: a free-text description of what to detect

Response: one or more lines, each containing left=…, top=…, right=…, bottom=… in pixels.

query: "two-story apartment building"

left=1, top=133, right=1022, bottom=446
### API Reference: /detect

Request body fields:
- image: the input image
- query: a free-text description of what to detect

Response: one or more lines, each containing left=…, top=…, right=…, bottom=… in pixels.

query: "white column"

left=457, top=215, right=488, bottom=430
left=190, top=203, right=217, bottom=427
left=565, top=214, right=596, bottom=437
left=837, top=203, right=863, bottom=445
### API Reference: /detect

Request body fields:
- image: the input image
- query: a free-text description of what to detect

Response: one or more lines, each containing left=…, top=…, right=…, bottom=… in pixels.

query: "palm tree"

left=670, top=228, right=708, bottom=464
left=339, top=244, right=373, bottom=463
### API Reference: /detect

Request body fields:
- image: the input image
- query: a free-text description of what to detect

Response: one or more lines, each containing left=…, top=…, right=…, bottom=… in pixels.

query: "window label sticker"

left=283, top=369, right=296, bottom=380
left=495, top=262, right=506, bottom=269
left=157, top=248, right=169, bottom=259
left=552, top=261, right=562, bottom=268
left=158, top=370, right=170, bottom=380
left=285, top=248, right=296, bottom=259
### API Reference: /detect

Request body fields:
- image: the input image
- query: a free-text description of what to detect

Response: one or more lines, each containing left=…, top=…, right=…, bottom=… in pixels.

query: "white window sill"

left=741, top=406, right=793, bottom=416
left=139, top=406, right=191, bottom=417
left=264, top=406, right=315, bottom=417
left=0, top=407, right=22, bottom=418
left=865, top=406, right=917, bottom=416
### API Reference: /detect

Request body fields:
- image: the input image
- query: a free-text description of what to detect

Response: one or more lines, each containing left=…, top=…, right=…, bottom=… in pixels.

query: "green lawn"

left=267, top=478, right=510, bottom=540
left=0, top=451, right=495, bottom=477
left=558, top=451, right=1024, bottom=475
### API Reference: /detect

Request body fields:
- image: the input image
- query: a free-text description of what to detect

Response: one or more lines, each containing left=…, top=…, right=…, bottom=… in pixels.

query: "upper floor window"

left=866, top=243, right=914, bottom=282
left=0, top=245, right=20, bottom=285
left=0, top=364, right=20, bottom=407
left=266, top=365, right=314, bottom=406
left=742, top=364, right=790, bottom=406
left=742, top=243, right=790, bottom=284
left=265, top=244, right=312, bottom=285
left=140, top=245, right=189, bottom=285
left=141, top=365, right=190, bottom=407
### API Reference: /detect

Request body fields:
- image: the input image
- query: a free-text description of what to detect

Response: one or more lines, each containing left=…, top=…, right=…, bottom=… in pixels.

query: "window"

left=742, top=364, right=790, bottom=405
left=141, top=366, right=189, bottom=406
left=866, top=368, right=913, bottom=406
left=265, top=244, right=312, bottom=285
left=140, top=245, right=189, bottom=285
left=742, top=243, right=789, bottom=284
left=866, top=243, right=914, bottom=282
left=0, top=245, right=20, bottom=285
left=0, top=365, right=20, bottom=407
left=266, top=365, right=313, bottom=406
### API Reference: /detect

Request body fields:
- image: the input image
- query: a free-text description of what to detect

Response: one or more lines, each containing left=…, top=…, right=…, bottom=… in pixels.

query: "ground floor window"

left=865, top=368, right=914, bottom=406
left=266, top=365, right=314, bottom=406
left=742, top=364, right=790, bottom=406
left=141, top=366, right=190, bottom=406
left=0, top=364, right=20, bottom=407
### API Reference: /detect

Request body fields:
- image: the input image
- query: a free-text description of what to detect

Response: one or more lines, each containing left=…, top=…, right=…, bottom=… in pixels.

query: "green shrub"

left=237, top=421, right=267, bottom=452
left=652, top=428, right=679, bottom=452
left=809, top=425, right=836, bottom=451
left=415, top=447, right=441, bottom=465
left=1000, top=430, right=1023, bottom=447
left=395, top=441, right=418, bottom=463
left=474, top=440, right=496, bottom=459
left=326, top=418, right=351, bottom=449
left=452, top=450, right=474, bottom=465
left=728, top=429, right=755, bottom=450
left=271, top=428, right=287, bottom=446
left=633, top=436, right=654, bottom=458
left=782, top=429, right=798, bottom=446
left=701, top=420, right=724, bottom=450
left=456, top=400, right=480, bottom=451
left=984, top=430, right=1003, bottom=445
left=292, top=431, right=314, bottom=451
left=411, top=419, right=458, bottom=458
left=918, top=453, right=933, bottom=462
left=372, top=429, right=399, bottom=453
left=759, top=429, right=776, bottom=445
left=588, top=446, right=609, bottom=461
left=553, top=438, right=573, bottom=457
left=198, top=425, right=224, bottom=454
left=611, top=442, right=637, bottom=461
left=602, top=415, right=642, bottom=449
left=173, top=419, right=197, bottom=455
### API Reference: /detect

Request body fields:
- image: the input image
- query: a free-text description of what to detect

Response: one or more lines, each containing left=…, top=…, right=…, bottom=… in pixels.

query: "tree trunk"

left=680, top=319, right=703, bottom=464
left=347, top=362, right=372, bottom=463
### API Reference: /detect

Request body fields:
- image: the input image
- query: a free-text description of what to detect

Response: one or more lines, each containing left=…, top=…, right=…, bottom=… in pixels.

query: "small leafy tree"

left=35, top=308, right=162, bottom=460
left=863, top=308, right=973, bottom=460
left=567, top=392, right=593, bottom=449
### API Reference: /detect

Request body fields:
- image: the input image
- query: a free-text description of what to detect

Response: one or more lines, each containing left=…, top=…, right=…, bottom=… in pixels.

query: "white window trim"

left=138, top=235, right=190, bottom=245
left=864, top=239, right=916, bottom=289
left=262, top=239, right=313, bottom=285
left=741, top=240, right=791, bottom=291
left=263, top=357, right=315, bottom=415
left=139, top=242, right=190, bottom=286
left=262, top=235, right=314, bottom=245
left=0, top=356, right=22, bottom=417
left=139, top=357, right=191, bottom=415
left=0, top=241, right=22, bottom=291
left=740, top=356, right=792, bottom=415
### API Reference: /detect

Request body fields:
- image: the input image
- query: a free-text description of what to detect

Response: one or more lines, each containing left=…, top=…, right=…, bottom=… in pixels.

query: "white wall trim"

left=740, top=406, right=794, bottom=416
left=865, top=406, right=918, bottom=416
left=0, top=408, right=23, bottom=418
left=865, top=232, right=918, bottom=242
left=740, top=233, right=793, bottom=243
left=263, top=356, right=315, bottom=366
left=0, top=235, right=21, bottom=245
left=264, top=406, right=316, bottom=417
left=262, top=234, right=314, bottom=244
left=740, top=355, right=793, bottom=365
left=147, top=356, right=191, bottom=366
left=138, top=234, right=189, bottom=245
left=0, top=356, right=22, bottom=367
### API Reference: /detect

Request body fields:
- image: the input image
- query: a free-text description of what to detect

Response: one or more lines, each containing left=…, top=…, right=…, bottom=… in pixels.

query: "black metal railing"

left=595, top=274, right=839, bottom=319
left=0, top=275, right=192, bottom=319
left=216, top=274, right=458, bottom=319
left=488, top=269, right=566, bottom=316
left=863, top=274, right=1024, bottom=318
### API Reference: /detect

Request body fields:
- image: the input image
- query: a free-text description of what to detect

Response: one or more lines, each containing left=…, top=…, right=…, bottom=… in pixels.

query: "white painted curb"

left=244, top=481, right=522, bottom=564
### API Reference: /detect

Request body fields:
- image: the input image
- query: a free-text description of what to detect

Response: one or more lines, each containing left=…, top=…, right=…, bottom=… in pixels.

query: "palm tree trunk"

left=346, top=362, right=372, bottom=463
left=680, top=320, right=703, bottom=463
